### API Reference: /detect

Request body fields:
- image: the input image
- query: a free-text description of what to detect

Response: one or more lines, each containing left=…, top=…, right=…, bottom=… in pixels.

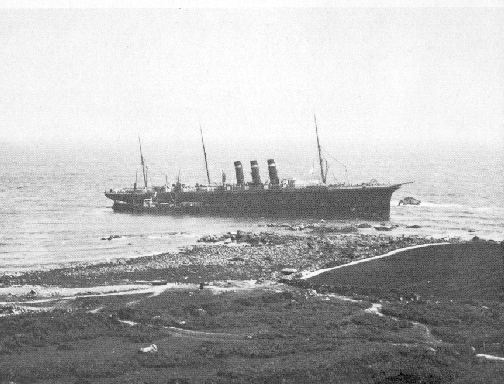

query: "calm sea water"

left=1, top=140, right=503, bottom=273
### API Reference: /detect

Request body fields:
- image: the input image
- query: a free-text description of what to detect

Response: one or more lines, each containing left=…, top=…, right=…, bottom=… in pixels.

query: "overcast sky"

left=0, top=6, right=503, bottom=148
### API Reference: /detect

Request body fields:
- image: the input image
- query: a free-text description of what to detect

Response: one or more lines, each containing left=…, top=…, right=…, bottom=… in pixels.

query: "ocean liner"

left=105, top=117, right=407, bottom=219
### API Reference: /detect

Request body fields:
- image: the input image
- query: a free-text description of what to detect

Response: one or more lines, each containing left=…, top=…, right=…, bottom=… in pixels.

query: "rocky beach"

left=0, top=224, right=449, bottom=290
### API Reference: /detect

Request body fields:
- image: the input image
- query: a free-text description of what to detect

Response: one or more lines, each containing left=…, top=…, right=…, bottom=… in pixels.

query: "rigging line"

left=322, top=150, right=348, bottom=171
left=331, top=171, right=339, bottom=183
left=322, top=149, right=350, bottom=184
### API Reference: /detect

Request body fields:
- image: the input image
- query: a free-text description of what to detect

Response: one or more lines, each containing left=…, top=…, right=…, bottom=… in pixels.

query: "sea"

left=1, top=139, right=503, bottom=273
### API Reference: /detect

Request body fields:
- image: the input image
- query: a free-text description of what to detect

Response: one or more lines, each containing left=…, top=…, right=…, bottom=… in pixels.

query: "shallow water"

left=0, top=140, right=502, bottom=272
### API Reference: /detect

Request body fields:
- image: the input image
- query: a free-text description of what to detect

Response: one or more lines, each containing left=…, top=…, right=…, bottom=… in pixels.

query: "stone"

left=139, top=344, right=158, bottom=353
left=281, top=268, right=298, bottom=275
left=398, top=196, right=421, bottom=206
left=374, top=226, right=394, bottom=231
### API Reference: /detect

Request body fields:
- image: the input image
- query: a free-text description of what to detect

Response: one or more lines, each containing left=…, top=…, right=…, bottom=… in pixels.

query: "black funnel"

left=234, top=161, right=244, bottom=185
left=267, top=159, right=279, bottom=185
left=250, top=160, right=261, bottom=185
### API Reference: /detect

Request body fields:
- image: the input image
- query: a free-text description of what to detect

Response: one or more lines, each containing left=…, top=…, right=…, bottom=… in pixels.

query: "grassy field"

left=306, top=242, right=504, bottom=302
left=2, top=284, right=504, bottom=383
left=295, top=241, right=504, bottom=381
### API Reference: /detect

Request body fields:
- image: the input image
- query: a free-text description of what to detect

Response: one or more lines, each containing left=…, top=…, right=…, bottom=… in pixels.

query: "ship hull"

left=106, top=184, right=401, bottom=220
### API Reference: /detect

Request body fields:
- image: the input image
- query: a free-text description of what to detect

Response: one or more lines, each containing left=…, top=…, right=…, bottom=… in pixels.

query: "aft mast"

left=314, top=114, right=327, bottom=184
left=138, top=137, right=148, bottom=189
left=199, top=124, right=211, bottom=185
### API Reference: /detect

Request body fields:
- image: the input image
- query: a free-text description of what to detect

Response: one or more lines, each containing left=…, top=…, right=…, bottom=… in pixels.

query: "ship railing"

left=221, top=184, right=253, bottom=192
left=325, top=182, right=394, bottom=189
left=108, top=187, right=153, bottom=194
left=195, top=185, right=219, bottom=192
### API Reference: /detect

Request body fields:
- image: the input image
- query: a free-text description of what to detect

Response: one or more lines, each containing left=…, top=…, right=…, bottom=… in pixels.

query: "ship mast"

left=138, top=137, right=148, bottom=189
left=199, top=124, right=211, bottom=185
left=314, top=114, right=327, bottom=184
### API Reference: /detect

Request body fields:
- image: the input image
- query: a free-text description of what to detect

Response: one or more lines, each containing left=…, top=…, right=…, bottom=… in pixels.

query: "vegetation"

left=1, top=238, right=503, bottom=382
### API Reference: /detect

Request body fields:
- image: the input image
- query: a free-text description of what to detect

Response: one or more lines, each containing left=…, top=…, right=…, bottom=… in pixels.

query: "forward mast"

left=314, top=114, right=328, bottom=184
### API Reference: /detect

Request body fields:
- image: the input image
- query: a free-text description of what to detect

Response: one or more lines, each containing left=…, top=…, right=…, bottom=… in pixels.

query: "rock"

left=312, top=225, right=357, bottom=234
left=198, top=234, right=226, bottom=243
left=281, top=268, right=298, bottom=275
left=166, top=378, right=190, bottom=384
left=471, top=236, right=480, bottom=242
left=374, top=226, right=394, bottom=231
left=102, top=234, right=122, bottom=241
left=406, top=225, right=422, bottom=228
left=398, top=196, right=421, bottom=206
left=139, top=344, right=158, bottom=353
left=357, top=223, right=372, bottom=228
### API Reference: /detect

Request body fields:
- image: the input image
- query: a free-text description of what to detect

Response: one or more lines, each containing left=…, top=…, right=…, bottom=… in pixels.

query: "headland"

left=0, top=223, right=503, bottom=383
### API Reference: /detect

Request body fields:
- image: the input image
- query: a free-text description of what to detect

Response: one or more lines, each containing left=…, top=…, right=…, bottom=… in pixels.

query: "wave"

left=96, top=232, right=193, bottom=240
left=393, top=200, right=504, bottom=213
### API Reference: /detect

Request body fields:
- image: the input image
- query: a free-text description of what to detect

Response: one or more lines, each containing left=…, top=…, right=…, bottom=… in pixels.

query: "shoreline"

left=3, top=215, right=502, bottom=275
left=0, top=230, right=460, bottom=290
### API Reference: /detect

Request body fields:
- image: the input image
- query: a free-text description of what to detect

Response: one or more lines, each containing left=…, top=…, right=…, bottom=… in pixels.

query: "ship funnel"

left=267, top=159, right=279, bottom=185
left=250, top=160, right=261, bottom=185
left=234, top=161, right=244, bottom=185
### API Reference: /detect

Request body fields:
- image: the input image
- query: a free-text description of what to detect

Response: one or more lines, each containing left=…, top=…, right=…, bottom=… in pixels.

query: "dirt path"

left=301, top=242, right=450, bottom=279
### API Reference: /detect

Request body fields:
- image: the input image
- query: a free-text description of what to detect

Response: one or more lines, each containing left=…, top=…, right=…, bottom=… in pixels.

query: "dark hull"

left=105, top=184, right=401, bottom=220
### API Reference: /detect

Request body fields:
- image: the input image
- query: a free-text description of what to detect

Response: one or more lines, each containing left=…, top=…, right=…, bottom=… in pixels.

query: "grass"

left=2, top=282, right=504, bottom=383
left=305, top=242, right=504, bottom=302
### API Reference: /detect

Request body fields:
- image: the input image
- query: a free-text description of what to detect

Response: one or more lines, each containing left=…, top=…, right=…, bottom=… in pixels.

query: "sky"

left=0, top=6, right=503, bottom=150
